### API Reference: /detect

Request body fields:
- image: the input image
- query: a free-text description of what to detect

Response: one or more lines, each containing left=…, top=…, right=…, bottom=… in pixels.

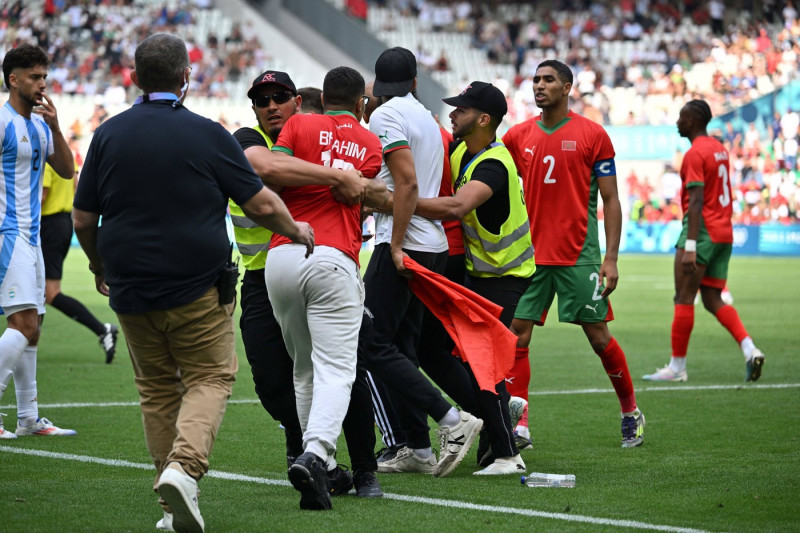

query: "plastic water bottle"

left=520, top=473, right=576, bottom=488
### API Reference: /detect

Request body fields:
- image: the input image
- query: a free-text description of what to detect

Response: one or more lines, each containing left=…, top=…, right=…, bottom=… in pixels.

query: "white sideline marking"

left=0, top=446, right=714, bottom=533
left=1, top=383, right=797, bottom=410
left=529, top=383, right=800, bottom=396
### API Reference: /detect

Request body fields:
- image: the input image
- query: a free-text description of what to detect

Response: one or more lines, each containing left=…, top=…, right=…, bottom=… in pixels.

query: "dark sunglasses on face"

left=253, top=91, right=295, bottom=108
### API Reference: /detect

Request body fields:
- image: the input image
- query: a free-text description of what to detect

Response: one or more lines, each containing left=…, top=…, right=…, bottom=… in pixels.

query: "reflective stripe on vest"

left=229, top=125, right=273, bottom=271
left=450, top=140, right=535, bottom=278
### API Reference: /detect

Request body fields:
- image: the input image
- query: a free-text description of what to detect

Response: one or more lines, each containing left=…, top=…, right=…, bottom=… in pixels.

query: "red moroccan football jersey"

left=438, top=127, right=464, bottom=256
left=271, top=111, right=383, bottom=264
left=679, top=135, right=734, bottom=244
left=503, top=111, right=615, bottom=265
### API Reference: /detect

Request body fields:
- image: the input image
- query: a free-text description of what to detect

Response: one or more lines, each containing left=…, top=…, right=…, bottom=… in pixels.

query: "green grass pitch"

left=0, top=251, right=797, bottom=532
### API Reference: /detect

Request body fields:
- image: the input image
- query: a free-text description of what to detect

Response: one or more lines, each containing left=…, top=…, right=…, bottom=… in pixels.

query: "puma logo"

left=524, top=146, right=535, bottom=155
left=585, top=304, right=598, bottom=313
left=505, top=376, right=515, bottom=384
left=607, top=372, right=623, bottom=379
left=378, top=131, right=389, bottom=140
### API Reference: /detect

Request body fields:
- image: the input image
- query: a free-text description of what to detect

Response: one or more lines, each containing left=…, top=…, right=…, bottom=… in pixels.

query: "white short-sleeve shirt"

left=0, top=102, right=53, bottom=246
left=369, top=93, right=448, bottom=253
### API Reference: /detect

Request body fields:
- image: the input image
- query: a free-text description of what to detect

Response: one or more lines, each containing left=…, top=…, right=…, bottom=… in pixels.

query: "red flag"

left=403, top=257, right=516, bottom=392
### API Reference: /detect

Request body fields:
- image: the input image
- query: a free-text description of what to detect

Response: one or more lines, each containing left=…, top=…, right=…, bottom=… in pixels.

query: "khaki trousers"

left=117, top=287, right=237, bottom=484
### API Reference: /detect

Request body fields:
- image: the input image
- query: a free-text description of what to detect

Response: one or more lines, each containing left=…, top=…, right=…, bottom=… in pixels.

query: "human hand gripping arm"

left=598, top=175, right=621, bottom=297
left=72, top=208, right=109, bottom=296
left=385, top=149, right=418, bottom=275
left=415, top=180, right=493, bottom=220
left=247, top=147, right=366, bottom=204
left=682, top=186, right=704, bottom=275
left=241, top=187, right=315, bottom=257
left=38, top=93, right=75, bottom=180
left=335, top=176, right=390, bottom=209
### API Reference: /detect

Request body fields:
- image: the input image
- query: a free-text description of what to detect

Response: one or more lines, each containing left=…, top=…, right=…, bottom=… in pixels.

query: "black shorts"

left=41, top=212, right=73, bottom=280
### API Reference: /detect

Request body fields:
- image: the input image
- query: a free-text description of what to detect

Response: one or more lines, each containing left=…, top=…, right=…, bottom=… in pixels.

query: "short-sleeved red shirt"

left=679, top=135, right=733, bottom=244
left=503, top=111, right=615, bottom=266
left=271, top=111, right=383, bottom=264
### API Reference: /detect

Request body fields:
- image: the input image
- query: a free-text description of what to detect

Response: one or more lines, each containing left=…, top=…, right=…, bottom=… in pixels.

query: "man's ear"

left=131, top=69, right=142, bottom=90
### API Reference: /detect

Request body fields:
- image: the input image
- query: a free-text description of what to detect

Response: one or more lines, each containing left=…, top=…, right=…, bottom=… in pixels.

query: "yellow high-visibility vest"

left=450, top=140, right=535, bottom=278
left=229, top=125, right=273, bottom=271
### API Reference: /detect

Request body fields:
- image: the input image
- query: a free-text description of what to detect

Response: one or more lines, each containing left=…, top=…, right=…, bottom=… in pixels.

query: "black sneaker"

left=327, top=465, right=353, bottom=496
left=98, top=324, right=118, bottom=364
left=353, top=470, right=383, bottom=498
left=288, top=452, right=332, bottom=510
left=375, top=444, right=403, bottom=464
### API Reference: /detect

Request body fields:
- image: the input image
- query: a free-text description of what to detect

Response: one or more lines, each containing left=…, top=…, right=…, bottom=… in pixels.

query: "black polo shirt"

left=75, top=99, right=263, bottom=314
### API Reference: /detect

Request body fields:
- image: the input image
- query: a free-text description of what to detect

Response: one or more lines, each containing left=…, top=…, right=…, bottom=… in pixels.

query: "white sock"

left=669, top=356, right=686, bottom=373
left=325, top=455, right=338, bottom=472
left=413, top=447, right=433, bottom=459
left=0, top=329, right=29, bottom=402
left=305, top=439, right=329, bottom=464
left=741, top=337, right=755, bottom=359
left=515, top=425, right=531, bottom=439
left=438, top=407, right=461, bottom=428
left=13, top=346, right=38, bottom=422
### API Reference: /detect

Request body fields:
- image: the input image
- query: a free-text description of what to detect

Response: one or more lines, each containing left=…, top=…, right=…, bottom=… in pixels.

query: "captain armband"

left=593, top=158, right=616, bottom=177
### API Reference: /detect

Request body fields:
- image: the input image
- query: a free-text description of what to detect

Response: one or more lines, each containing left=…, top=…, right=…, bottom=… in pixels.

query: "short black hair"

left=684, top=99, right=713, bottom=127
left=487, top=113, right=503, bottom=130
left=322, top=66, right=365, bottom=109
left=298, top=86, right=323, bottom=114
left=3, top=44, right=50, bottom=87
left=537, top=59, right=573, bottom=85
left=134, top=33, right=188, bottom=94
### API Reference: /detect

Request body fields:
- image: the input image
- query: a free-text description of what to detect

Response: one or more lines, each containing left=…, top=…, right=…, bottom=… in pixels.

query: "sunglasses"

left=253, top=91, right=295, bottom=108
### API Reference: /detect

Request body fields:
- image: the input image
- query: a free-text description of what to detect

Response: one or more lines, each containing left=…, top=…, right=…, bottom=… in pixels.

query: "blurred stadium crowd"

left=2, top=0, right=798, bottom=223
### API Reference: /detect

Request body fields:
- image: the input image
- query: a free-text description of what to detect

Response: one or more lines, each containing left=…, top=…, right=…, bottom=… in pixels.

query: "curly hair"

left=2, top=44, right=50, bottom=87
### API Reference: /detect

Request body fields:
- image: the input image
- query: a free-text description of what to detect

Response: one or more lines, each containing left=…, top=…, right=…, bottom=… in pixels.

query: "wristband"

left=684, top=239, right=697, bottom=253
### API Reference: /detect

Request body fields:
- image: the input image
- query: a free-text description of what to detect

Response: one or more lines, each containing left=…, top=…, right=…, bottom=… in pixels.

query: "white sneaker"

left=157, top=463, right=204, bottom=533
left=0, top=413, right=17, bottom=439
left=433, top=411, right=483, bottom=478
left=473, top=454, right=526, bottom=475
left=745, top=348, right=765, bottom=382
left=156, top=512, right=174, bottom=531
left=508, top=396, right=528, bottom=428
left=642, top=365, right=688, bottom=382
left=15, top=417, right=77, bottom=436
left=376, top=446, right=436, bottom=474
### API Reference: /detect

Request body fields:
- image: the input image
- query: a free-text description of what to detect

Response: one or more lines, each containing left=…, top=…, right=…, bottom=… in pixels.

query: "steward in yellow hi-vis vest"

left=450, top=140, right=534, bottom=279
left=412, top=80, right=536, bottom=472
left=229, top=124, right=273, bottom=270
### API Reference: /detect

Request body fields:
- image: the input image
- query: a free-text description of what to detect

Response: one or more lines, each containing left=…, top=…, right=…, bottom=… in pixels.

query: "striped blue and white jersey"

left=0, top=101, right=53, bottom=245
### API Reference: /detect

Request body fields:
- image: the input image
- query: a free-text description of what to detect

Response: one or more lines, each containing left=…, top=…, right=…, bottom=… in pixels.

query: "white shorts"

left=0, top=236, right=46, bottom=316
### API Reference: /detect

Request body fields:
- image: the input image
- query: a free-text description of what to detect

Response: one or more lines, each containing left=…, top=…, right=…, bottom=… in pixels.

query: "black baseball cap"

left=443, top=81, right=507, bottom=117
left=373, top=47, right=417, bottom=97
left=247, top=70, right=296, bottom=99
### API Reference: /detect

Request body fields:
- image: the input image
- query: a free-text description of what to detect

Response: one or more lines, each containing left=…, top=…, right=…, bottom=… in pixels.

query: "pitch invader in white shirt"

left=0, top=44, right=76, bottom=438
